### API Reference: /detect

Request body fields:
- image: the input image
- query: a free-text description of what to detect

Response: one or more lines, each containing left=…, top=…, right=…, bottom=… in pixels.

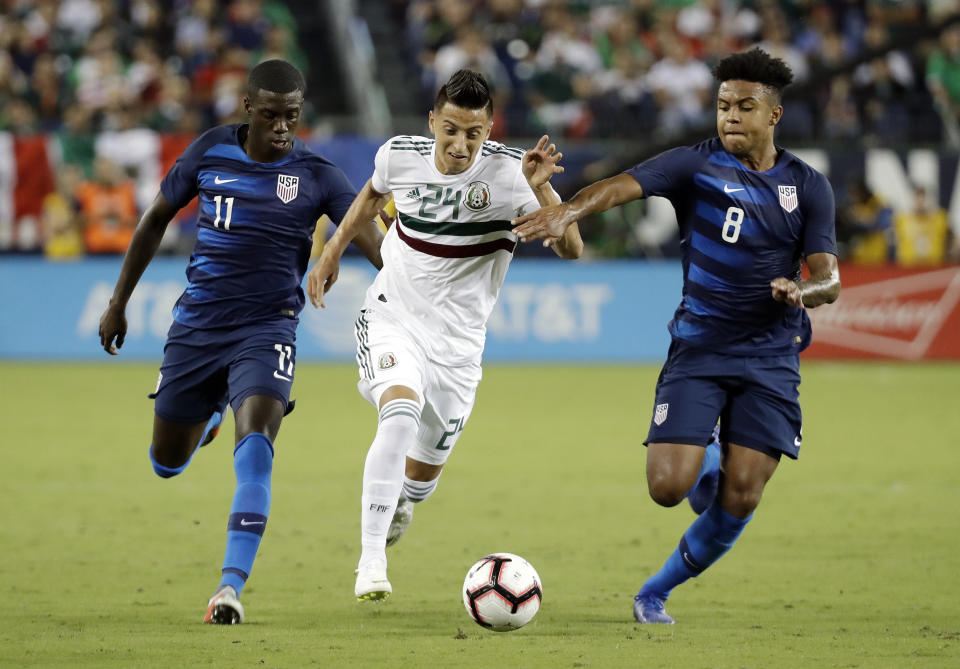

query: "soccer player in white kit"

left=306, top=69, right=583, bottom=601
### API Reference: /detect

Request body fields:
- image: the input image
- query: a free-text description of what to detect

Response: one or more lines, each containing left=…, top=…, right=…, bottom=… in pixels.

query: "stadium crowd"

left=1, top=0, right=958, bottom=264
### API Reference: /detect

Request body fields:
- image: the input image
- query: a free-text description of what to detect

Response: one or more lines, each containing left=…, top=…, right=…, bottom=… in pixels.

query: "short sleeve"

left=801, top=171, right=838, bottom=257
left=370, top=140, right=391, bottom=194
left=623, top=146, right=701, bottom=199
left=317, top=164, right=358, bottom=226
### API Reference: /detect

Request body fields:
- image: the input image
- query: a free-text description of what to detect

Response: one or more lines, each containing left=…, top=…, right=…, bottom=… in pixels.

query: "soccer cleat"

left=633, top=592, right=675, bottom=624
left=385, top=499, right=414, bottom=548
left=687, top=427, right=722, bottom=515
left=203, top=585, right=244, bottom=624
left=354, top=557, right=392, bottom=602
left=199, top=411, right=222, bottom=448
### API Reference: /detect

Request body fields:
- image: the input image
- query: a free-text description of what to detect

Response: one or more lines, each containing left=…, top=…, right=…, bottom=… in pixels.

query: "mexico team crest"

left=464, top=181, right=491, bottom=211
left=378, top=352, right=397, bottom=370
left=277, top=174, right=299, bottom=203
left=653, top=403, right=669, bottom=426
left=778, top=185, right=798, bottom=213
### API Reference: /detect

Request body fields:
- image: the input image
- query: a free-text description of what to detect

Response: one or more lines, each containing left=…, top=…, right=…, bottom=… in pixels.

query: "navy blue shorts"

left=150, top=320, right=297, bottom=425
left=645, top=341, right=803, bottom=459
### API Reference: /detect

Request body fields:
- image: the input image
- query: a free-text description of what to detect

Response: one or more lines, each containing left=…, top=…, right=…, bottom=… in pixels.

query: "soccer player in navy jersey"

left=98, top=59, right=384, bottom=624
left=513, top=48, right=841, bottom=624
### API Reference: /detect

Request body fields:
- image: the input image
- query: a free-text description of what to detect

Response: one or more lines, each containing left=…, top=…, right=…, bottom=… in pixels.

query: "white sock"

left=402, top=474, right=440, bottom=503
left=359, top=399, right=421, bottom=566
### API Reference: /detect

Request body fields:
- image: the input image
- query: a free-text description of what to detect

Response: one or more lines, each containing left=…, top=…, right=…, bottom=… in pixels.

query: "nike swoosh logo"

left=794, top=437, right=802, bottom=446
left=239, top=519, right=264, bottom=526
left=214, top=176, right=239, bottom=184
left=723, top=184, right=744, bottom=193
left=273, top=371, right=292, bottom=382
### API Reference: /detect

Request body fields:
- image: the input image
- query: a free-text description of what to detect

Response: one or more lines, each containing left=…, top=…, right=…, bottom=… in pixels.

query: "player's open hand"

left=307, top=246, right=342, bottom=309
left=99, top=303, right=127, bottom=355
left=770, top=277, right=803, bottom=308
left=522, top=135, right=564, bottom=190
left=513, top=202, right=574, bottom=246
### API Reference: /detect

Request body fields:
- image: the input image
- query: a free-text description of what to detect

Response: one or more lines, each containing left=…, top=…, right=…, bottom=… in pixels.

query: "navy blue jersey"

left=625, top=137, right=837, bottom=355
left=160, top=124, right=356, bottom=329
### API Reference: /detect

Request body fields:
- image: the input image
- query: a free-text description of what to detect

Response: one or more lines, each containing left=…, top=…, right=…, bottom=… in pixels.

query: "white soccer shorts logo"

left=653, top=403, right=669, bottom=426
left=378, top=352, right=397, bottom=370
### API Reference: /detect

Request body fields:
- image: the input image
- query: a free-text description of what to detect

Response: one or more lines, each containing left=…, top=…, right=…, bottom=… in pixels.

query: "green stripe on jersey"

left=399, top=212, right=514, bottom=236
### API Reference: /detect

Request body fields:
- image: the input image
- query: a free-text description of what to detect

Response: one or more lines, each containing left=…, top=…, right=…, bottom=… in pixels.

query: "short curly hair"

left=712, top=48, right=793, bottom=102
left=247, top=59, right=305, bottom=97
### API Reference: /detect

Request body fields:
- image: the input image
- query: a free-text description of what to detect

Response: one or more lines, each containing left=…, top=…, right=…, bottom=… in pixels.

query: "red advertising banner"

left=805, top=264, right=960, bottom=360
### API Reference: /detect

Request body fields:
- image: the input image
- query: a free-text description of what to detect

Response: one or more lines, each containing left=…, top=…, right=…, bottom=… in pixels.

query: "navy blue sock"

left=219, top=433, right=274, bottom=595
left=641, top=502, right=751, bottom=600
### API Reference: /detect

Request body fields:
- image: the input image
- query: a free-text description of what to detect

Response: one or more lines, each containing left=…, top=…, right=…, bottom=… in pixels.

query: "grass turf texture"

left=1, top=361, right=958, bottom=668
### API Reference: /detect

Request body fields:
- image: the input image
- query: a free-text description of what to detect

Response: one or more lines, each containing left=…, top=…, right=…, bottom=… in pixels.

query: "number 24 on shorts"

left=435, top=417, right=464, bottom=450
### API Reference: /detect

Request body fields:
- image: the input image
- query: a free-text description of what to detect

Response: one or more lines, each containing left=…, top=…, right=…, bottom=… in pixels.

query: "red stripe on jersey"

left=396, top=221, right=516, bottom=258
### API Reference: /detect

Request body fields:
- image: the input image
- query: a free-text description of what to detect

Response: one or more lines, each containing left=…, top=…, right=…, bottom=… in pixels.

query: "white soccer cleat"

left=203, top=585, right=244, bottom=624
left=385, top=499, right=415, bottom=548
left=354, top=557, right=392, bottom=602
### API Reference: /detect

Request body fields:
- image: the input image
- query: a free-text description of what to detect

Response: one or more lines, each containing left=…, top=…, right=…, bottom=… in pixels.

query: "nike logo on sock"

left=239, top=519, right=265, bottom=526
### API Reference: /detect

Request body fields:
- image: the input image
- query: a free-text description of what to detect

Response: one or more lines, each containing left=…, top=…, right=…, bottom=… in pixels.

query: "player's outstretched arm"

left=770, top=252, right=841, bottom=309
left=307, top=179, right=391, bottom=309
left=99, top=193, right=178, bottom=355
left=521, top=135, right=583, bottom=259
left=513, top=173, right=644, bottom=244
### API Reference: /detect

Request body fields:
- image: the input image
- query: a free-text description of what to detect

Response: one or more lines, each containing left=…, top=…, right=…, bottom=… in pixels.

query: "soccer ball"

left=462, top=553, right=543, bottom=632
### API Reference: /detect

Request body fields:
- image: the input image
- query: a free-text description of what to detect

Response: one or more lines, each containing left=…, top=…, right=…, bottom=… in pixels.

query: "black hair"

left=712, top=48, right=793, bottom=102
left=247, top=59, right=305, bottom=96
left=434, top=69, right=493, bottom=116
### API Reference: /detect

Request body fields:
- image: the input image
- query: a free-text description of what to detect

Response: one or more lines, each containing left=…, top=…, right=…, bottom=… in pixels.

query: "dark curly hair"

left=712, top=48, right=793, bottom=102
left=247, top=59, right=305, bottom=97
left=435, top=69, right=493, bottom=117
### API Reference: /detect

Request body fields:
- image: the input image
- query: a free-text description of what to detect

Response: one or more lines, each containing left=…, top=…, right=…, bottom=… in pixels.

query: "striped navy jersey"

left=160, top=124, right=356, bottom=329
left=625, top=137, right=837, bottom=355
left=365, top=135, right=549, bottom=365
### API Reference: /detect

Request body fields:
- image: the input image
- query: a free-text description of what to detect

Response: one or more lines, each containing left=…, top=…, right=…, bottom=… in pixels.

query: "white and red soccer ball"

left=462, top=553, right=542, bottom=632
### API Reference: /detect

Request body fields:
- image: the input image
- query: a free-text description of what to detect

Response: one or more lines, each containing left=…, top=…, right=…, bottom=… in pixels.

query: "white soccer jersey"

left=364, top=135, right=550, bottom=366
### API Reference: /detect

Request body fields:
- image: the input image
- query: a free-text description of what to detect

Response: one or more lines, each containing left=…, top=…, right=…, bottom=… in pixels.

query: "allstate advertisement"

left=0, top=258, right=680, bottom=361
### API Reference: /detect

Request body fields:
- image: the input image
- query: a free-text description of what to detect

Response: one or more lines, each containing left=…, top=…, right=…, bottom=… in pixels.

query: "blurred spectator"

left=42, top=165, right=84, bottom=260
left=926, top=22, right=960, bottom=145
left=893, top=184, right=952, bottom=266
left=645, top=36, right=713, bottom=136
left=76, top=156, right=138, bottom=254
left=822, top=76, right=861, bottom=140
left=838, top=180, right=895, bottom=264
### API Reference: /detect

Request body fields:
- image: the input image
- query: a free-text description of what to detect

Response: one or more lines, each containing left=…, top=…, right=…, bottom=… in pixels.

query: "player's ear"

left=770, top=104, right=783, bottom=126
left=428, top=109, right=435, bottom=135
left=242, top=97, right=252, bottom=115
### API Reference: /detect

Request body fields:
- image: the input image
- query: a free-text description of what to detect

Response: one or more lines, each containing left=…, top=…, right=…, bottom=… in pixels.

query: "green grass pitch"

left=1, top=361, right=958, bottom=668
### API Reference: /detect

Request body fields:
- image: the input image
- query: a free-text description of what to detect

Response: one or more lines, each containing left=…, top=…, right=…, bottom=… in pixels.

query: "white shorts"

left=354, top=309, right=482, bottom=466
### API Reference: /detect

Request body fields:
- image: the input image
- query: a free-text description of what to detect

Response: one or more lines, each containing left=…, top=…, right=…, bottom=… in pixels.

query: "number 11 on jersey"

left=213, top=195, right=234, bottom=230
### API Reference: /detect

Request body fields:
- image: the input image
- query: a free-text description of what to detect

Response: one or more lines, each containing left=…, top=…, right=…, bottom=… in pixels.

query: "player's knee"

left=149, top=444, right=189, bottom=478
left=645, top=460, right=693, bottom=506
left=646, top=473, right=687, bottom=507
left=721, top=474, right=765, bottom=516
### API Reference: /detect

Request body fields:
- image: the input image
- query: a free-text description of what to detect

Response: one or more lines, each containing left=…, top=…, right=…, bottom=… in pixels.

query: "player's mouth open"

left=449, top=152, right=467, bottom=161
left=272, top=139, right=289, bottom=148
